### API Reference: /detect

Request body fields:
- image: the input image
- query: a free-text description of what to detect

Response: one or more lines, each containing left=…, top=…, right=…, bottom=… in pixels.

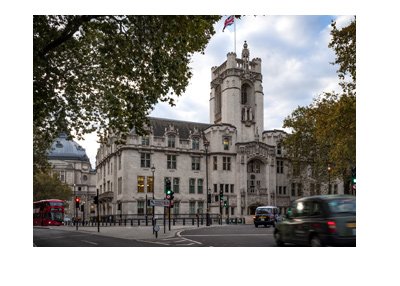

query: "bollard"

left=138, top=219, right=140, bottom=226
left=192, top=218, right=194, bottom=225
left=183, top=218, right=185, bottom=225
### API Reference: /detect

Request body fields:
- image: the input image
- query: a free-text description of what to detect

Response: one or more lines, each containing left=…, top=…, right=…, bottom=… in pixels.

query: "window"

left=58, top=171, right=66, bottom=182
left=214, top=184, right=218, bottom=193
left=137, top=201, right=144, bottom=215
left=277, top=143, right=282, bottom=155
left=198, top=179, right=203, bottom=194
left=189, top=178, right=195, bottom=194
left=137, top=176, right=145, bottom=192
left=277, top=160, right=284, bottom=174
left=215, top=85, right=221, bottom=116
left=241, top=84, right=248, bottom=104
left=141, top=153, right=151, bottom=168
left=248, top=160, right=261, bottom=173
left=298, top=183, right=303, bottom=196
left=189, top=202, right=196, bottom=215
left=192, top=157, right=200, bottom=171
left=167, top=155, right=177, bottom=169
left=147, top=176, right=153, bottom=193
left=142, top=136, right=150, bottom=146
left=197, top=201, right=204, bottom=214
left=118, top=177, right=122, bottom=195
left=291, top=183, right=296, bottom=196
left=223, top=138, right=229, bottom=150
left=192, top=138, right=199, bottom=150
left=230, top=184, right=234, bottom=193
left=118, top=154, right=121, bottom=170
left=173, top=178, right=180, bottom=193
left=173, top=201, right=180, bottom=215
left=168, top=135, right=175, bottom=148
left=213, top=156, right=218, bottom=170
left=223, top=157, right=231, bottom=171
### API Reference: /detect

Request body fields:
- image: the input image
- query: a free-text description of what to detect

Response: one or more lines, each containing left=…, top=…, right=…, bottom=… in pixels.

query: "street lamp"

left=204, top=137, right=210, bottom=226
left=151, top=164, right=156, bottom=232
left=328, top=164, right=332, bottom=194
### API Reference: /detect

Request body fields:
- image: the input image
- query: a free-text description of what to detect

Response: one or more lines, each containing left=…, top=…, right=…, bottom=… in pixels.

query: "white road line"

left=136, top=239, right=170, bottom=246
left=81, top=240, right=98, bottom=245
left=183, top=233, right=274, bottom=237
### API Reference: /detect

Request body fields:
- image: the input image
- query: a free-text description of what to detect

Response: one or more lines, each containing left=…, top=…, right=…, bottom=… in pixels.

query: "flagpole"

left=234, top=17, right=236, bottom=55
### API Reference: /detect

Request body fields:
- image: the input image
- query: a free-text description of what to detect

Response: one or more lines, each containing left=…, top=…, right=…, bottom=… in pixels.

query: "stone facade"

left=94, top=42, right=343, bottom=219
left=48, top=133, right=97, bottom=219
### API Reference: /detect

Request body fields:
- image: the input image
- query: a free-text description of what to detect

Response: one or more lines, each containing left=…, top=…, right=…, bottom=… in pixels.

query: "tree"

left=283, top=17, right=356, bottom=192
left=33, top=171, right=73, bottom=201
left=34, top=15, right=221, bottom=172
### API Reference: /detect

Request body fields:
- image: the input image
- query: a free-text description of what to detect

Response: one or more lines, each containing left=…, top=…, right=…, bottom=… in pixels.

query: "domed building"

left=47, top=133, right=96, bottom=220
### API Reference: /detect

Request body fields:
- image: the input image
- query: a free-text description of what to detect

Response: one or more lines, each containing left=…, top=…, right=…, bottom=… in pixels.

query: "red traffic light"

left=75, top=197, right=80, bottom=203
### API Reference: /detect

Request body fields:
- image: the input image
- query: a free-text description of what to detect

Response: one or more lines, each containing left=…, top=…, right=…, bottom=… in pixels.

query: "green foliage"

left=283, top=17, right=356, bottom=187
left=33, top=171, right=73, bottom=201
left=33, top=15, right=221, bottom=171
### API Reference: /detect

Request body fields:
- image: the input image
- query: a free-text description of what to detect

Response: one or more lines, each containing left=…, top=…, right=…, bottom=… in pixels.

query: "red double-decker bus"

left=33, top=199, right=65, bottom=226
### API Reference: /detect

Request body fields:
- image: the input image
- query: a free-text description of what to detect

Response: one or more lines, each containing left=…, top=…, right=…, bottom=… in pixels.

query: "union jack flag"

left=223, top=15, right=234, bottom=32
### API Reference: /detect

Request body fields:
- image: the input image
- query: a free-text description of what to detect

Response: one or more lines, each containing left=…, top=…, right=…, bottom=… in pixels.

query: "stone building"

left=47, top=133, right=97, bottom=219
left=94, top=42, right=343, bottom=219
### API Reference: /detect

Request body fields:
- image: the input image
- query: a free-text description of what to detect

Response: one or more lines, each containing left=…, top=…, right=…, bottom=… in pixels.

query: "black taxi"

left=274, top=195, right=356, bottom=246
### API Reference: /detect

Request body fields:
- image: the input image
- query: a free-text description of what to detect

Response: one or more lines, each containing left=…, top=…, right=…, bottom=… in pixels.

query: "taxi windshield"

left=328, top=198, right=356, bottom=214
left=256, top=209, right=271, bottom=215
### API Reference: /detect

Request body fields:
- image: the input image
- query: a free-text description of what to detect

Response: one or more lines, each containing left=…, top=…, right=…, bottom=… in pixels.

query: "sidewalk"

left=49, top=224, right=210, bottom=240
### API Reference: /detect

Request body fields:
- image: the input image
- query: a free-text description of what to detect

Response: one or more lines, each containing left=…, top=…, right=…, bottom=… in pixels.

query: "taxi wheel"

left=310, top=235, right=322, bottom=247
left=274, top=230, right=284, bottom=246
left=255, top=224, right=258, bottom=228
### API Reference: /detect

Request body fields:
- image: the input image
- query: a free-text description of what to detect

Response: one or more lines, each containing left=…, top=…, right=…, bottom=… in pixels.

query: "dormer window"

left=142, top=136, right=150, bottom=146
left=192, top=137, right=200, bottom=150
left=223, top=137, right=229, bottom=150
left=167, top=135, right=175, bottom=148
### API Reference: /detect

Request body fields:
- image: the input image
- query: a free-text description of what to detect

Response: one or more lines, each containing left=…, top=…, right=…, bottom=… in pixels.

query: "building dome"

left=47, top=133, right=90, bottom=162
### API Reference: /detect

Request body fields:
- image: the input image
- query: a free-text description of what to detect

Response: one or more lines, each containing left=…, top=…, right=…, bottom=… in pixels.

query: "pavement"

left=43, top=223, right=216, bottom=240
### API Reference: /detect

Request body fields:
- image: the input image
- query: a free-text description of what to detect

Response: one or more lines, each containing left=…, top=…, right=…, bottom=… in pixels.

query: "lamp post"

left=328, top=164, right=332, bottom=194
left=151, top=164, right=155, bottom=233
left=204, top=138, right=210, bottom=226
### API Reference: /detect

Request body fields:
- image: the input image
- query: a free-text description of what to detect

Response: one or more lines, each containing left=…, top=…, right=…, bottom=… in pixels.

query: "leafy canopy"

left=34, top=15, right=221, bottom=171
left=283, top=17, right=356, bottom=185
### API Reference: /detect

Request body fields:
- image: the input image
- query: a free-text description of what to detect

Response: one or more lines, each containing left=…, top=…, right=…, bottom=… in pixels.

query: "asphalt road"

left=179, top=224, right=277, bottom=247
left=33, top=224, right=278, bottom=247
left=33, top=227, right=164, bottom=247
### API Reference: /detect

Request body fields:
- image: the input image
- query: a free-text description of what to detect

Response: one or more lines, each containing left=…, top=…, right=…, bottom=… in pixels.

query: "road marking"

left=81, top=240, right=98, bottom=245
left=176, top=231, right=202, bottom=245
left=135, top=239, right=170, bottom=246
left=183, top=233, right=274, bottom=237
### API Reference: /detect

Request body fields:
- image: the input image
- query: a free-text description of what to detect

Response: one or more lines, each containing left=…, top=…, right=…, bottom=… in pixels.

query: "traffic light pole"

left=96, top=188, right=100, bottom=233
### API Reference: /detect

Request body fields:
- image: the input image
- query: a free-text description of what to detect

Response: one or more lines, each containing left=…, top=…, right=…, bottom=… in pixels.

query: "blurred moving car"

left=253, top=206, right=279, bottom=228
left=274, top=195, right=356, bottom=247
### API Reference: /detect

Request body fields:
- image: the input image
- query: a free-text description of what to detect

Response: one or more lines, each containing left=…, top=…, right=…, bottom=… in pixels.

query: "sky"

left=78, top=15, right=354, bottom=168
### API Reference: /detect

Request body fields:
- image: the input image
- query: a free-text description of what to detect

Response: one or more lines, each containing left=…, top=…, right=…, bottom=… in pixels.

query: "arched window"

left=215, top=85, right=221, bottom=115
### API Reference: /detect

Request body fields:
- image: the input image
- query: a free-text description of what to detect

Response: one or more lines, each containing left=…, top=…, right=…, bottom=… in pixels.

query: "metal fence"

left=67, top=213, right=246, bottom=227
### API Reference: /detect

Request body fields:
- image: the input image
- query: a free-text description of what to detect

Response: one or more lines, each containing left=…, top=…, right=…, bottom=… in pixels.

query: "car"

left=253, top=206, right=279, bottom=228
left=274, top=195, right=356, bottom=247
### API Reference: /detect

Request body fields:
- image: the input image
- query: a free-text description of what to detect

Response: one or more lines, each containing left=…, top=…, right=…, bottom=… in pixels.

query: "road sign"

left=149, top=199, right=170, bottom=207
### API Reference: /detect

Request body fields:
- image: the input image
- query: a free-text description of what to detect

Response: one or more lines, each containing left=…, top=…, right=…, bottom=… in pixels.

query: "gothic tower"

left=210, top=41, right=264, bottom=142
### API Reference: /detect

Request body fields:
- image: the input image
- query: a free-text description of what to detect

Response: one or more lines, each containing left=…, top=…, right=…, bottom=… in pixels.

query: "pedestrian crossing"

left=137, top=236, right=202, bottom=246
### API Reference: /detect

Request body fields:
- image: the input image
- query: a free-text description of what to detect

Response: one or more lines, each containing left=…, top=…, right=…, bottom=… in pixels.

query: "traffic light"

left=207, top=193, right=212, bottom=204
left=80, top=204, right=84, bottom=212
left=224, top=200, right=228, bottom=208
left=351, top=167, right=356, bottom=184
left=165, top=178, right=171, bottom=193
left=93, top=196, right=98, bottom=205
left=219, top=191, right=223, bottom=201
left=75, top=197, right=80, bottom=208
left=166, top=189, right=174, bottom=200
